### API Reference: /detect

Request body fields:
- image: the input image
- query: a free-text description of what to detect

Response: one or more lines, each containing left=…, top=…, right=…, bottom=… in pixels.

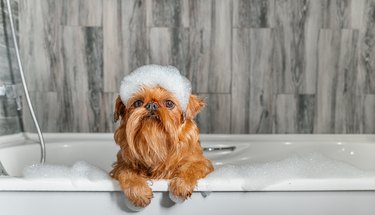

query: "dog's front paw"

left=124, top=183, right=153, bottom=209
left=169, top=177, right=196, bottom=202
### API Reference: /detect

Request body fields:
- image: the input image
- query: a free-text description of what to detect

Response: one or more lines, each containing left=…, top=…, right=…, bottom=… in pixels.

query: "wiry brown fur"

left=110, top=86, right=214, bottom=208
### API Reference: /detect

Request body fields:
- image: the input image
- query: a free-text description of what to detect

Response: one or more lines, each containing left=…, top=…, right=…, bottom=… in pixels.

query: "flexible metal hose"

left=5, top=0, right=46, bottom=164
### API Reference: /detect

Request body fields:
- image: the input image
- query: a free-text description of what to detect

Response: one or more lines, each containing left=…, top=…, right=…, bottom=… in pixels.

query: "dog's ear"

left=185, top=95, right=205, bottom=120
left=114, top=96, right=126, bottom=122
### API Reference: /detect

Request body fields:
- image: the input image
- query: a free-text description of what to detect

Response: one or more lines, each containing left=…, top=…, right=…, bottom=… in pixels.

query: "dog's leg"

left=169, top=158, right=213, bottom=201
left=117, top=169, right=153, bottom=208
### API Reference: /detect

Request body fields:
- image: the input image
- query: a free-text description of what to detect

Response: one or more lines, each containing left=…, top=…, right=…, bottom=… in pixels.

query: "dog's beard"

left=125, top=108, right=179, bottom=169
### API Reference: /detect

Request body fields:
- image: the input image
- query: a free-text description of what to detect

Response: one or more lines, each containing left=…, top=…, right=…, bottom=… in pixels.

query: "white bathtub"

left=1, top=133, right=375, bottom=215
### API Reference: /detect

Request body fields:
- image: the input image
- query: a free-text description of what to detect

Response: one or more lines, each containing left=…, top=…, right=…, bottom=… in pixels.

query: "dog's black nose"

left=145, top=102, right=158, bottom=111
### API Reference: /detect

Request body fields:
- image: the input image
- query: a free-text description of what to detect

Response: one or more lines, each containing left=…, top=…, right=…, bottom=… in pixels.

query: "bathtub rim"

left=1, top=176, right=375, bottom=192
left=1, top=132, right=375, bottom=192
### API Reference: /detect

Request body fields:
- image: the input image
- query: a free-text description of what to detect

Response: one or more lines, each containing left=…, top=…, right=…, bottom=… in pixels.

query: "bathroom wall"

left=18, top=0, right=375, bottom=134
left=0, top=0, right=22, bottom=135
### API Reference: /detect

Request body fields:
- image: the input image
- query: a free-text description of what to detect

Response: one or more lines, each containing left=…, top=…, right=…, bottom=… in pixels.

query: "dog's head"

left=114, top=86, right=204, bottom=167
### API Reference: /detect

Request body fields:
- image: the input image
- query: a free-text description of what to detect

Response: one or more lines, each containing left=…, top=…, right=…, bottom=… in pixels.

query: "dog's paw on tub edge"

left=122, top=185, right=153, bottom=211
left=168, top=191, right=186, bottom=204
left=124, top=196, right=146, bottom=212
left=168, top=177, right=196, bottom=203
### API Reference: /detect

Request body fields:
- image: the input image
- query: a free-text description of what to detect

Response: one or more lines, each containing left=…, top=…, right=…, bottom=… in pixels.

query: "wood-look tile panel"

left=364, top=94, right=375, bottom=133
left=248, top=29, right=274, bottom=133
left=0, top=0, right=20, bottom=84
left=149, top=27, right=190, bottom=76
left=275, top=94, right=296, bottom=133
left=8, top=0, right=375, bottom=134
left=59, top=27, right=88, bottom=131
left=61, top=0, right=102, bottom=26
left=207, top=0, right=232, bottom=93
left=233, top=0, right=274, bottom=28
left=357, top=0, right=375, bottom=94
left=303, top=0, right=323, bottom=94
left=120, top=0, right=149, bottom=74
left=273, top=0, right=322, bottom=94
left=151, top=0, right=189, bottom=27
left=316, top=29, right=340, bottom=133
left=351, top=0, right=366, bottom=29
left=188, top=29, right=209, bottom=93
left=61, top=0, right=79, bottom=26
left=316, top=29, right=358, bottom=133
left=0, top=97, right=18, bottom=117
left=87, top=91, right=117, bottom=132
left=85, top=28, right=103, bottom=91
left=188, top=0, right=211, bottom=92
left=58, top=26, right=103, bottom=132
left=188, top=0, right=232, bottom=94
left=231, top=28, right=250, bottom=133
left=334, top=29, right=359, bottom=133
left=103, top=0, right=148, bottom=92
left=274, top=94, right=315, bottom=134
left=0, top=117, right=21, bottom=135
left=149, top=27, right=171, bottom=65
left=100, top=92, right=118, bottom=132
left=58, top=91, right=88, bottom=132
left=21, top=91, right=58, bottom=132
left=61, top=27, right=89, bottom=91
left=275, top=94, right=315, bottom=134
left=103, top=0, right=124, bottom=92
left=296, top=94, right=315, bottom=133
left=78, top=0, right=102, bottom=26
left=196, top=94, right=231, bottom=134
left=321, top=0, right=367, bottom=29
left=321, top=0, right=351, bottom=29
left=189, top=0, right=211, bottom=29
left=19, top=0, right=62, bottom=91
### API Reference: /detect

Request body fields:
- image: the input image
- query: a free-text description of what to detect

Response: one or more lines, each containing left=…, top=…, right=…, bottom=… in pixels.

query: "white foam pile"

left=205, top=153, right=375, bottom=190
left=22, top=161, right=110, bottom=181
left=20, top=153, right=375, bottom=191
left=120, top=65, right=192, bottom=111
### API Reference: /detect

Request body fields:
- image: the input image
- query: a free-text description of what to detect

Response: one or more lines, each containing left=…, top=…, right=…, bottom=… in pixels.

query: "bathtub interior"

left=2, top=134, right=375, bottom=215
left=1, top=133, right=375, bottom=179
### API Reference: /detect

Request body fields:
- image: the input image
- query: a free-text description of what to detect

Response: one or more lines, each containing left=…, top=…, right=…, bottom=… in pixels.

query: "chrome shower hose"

left=6, top=0, right=46, bottom=164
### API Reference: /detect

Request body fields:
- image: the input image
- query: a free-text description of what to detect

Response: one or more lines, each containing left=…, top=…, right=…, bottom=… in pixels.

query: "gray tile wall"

left=10, top=0, right=375, bottom=134
left=0, top=0, right=22, bottom=136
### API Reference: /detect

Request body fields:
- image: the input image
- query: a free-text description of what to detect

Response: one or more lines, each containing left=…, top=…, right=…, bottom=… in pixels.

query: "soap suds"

left=22, top=161, right=110, bottom=181
left=205, top=153, right=375, bottom=190
left=119, top=65, right=191, bottom=111
left=21, top=153, right=375, bottom=191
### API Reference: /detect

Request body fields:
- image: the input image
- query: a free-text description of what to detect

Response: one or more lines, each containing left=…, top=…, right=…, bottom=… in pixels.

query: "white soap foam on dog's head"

left=22, top=161, right=110, bottom=181
left=119, top=65, right=192, bottom=111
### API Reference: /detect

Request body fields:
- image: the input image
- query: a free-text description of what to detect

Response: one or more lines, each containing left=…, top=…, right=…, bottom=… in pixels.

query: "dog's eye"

left=164, top=100, right=175, bottom=109
left=133, top=100, right=144, bottom=108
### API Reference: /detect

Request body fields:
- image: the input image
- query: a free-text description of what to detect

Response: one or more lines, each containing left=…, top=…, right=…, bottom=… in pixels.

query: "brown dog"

left=110, top=66, right=213, bottom=208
